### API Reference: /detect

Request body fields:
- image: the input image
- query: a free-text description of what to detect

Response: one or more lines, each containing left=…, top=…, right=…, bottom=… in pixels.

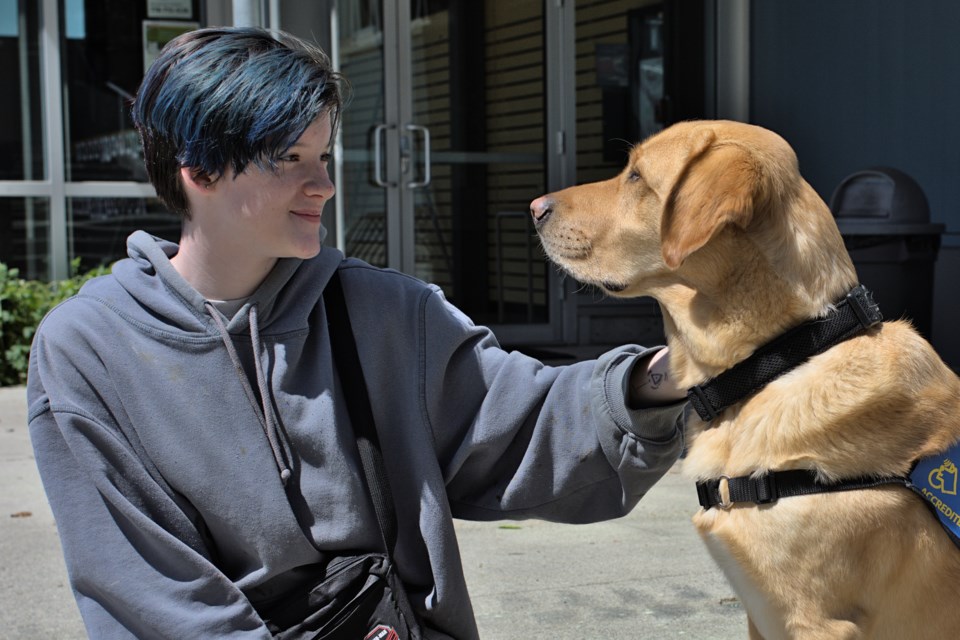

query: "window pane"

left=337, top=0, right=388, bottom=269
left=406, top=0, right=548, bottom=325
left=61, top=0, right=200, bottom=181
left=0, top=0, right=44, bottom=180
left=0, top=197, right=50, bottom=280
left=572, top=0, right=669, bottom=348
left=67, top=197, right=179, bottom=270
left=576, top=0, right=665, bottom=182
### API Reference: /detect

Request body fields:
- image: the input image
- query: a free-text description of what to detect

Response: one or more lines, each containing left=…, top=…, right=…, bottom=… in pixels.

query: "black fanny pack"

left=253, top=271, right=422, bottom=639
left=254, top=553, right=419, bottom=640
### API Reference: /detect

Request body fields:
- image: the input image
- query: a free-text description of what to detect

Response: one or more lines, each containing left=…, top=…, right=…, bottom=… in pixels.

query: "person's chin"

left=291, top=240, right=323, bottom=260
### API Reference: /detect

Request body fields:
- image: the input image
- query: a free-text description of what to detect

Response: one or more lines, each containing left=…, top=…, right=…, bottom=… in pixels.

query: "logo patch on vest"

left=910, top=441, right=960, bottom=545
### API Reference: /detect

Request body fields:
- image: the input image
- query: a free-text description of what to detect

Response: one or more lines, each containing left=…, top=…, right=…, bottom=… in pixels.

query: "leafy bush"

left=0, top=260, right=110, bottom=387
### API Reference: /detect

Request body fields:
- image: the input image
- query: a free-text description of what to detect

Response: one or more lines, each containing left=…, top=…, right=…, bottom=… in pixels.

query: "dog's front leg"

left=747, top=616, right=766, bottom=640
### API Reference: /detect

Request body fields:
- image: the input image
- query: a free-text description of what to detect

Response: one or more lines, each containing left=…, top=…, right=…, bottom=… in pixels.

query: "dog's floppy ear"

left=660, top=137, right=760, bottom=270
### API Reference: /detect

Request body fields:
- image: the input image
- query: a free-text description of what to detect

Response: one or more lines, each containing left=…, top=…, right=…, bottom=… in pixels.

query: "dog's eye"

left=627, top=170, right=641, bottom=183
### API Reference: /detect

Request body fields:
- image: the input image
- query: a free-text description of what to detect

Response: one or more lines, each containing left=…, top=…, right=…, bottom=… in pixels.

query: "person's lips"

left=291, top=209, right=322, bottom=223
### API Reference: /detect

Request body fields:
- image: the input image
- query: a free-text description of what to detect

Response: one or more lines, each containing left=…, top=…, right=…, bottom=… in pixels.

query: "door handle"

left=373, top=123, right=394, bottom=188
left=405, top=124, right=431, bottom=189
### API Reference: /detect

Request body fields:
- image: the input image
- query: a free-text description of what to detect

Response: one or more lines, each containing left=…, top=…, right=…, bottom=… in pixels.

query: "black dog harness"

left=688, top=285, right=960, bottom=547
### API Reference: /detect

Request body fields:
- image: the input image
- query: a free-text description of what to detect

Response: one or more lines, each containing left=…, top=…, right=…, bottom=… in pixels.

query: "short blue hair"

left=132, top=27, right=345, bottom=216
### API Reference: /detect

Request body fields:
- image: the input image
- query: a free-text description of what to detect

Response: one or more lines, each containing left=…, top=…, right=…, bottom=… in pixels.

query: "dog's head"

left=531, top=120, right=844, bottom=300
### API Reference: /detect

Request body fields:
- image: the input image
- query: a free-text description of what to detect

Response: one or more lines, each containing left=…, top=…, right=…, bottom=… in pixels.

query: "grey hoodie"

left=27, top=231, right=685, bottom=639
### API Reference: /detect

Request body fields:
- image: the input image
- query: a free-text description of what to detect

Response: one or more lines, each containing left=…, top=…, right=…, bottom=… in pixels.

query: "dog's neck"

left=651, top=194, right=858, bottom=389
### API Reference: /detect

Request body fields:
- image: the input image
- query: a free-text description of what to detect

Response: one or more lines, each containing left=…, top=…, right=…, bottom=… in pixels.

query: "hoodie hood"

left=99, top=231, right=346, bottom=487
left=106, top=230, right=344, bottom=337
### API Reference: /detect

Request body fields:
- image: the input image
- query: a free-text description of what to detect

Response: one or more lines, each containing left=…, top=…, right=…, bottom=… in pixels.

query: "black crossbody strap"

left=324, top=269, right=399, bottom=554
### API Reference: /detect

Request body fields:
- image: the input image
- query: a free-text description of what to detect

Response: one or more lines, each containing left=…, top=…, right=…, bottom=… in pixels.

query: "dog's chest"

left=698, top=523, right=789, bottom=640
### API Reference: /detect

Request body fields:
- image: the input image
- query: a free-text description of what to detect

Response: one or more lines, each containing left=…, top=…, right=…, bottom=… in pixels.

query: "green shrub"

left=0, top=259, right=110, bottom=387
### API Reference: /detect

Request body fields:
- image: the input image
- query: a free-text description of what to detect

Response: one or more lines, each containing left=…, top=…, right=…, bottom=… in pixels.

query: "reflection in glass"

left=334, top=0, right=549, bottom=327
left=0, top=197, right=50, bottom=280
left=61, top=0, right=200, bottom=181
left=635, top=8, right=664, bottom=141
left=0, top=0, right=44, bottom=180
left=337, top=0, right=388, bottom=268
left=409, top=0, right=547, bottom=324
left=577, top=0, right=664, bottom=181
left=573, top=0, right=669, bottom=349
left=67, top=197, right=180, bottom=271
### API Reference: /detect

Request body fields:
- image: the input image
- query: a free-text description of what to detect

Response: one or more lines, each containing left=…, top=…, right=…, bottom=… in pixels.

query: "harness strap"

left=696, top=452, right=960, bottom=550
left=695, top=469, right=908, bottom=510
left=687, top=285, right=883, bottom=422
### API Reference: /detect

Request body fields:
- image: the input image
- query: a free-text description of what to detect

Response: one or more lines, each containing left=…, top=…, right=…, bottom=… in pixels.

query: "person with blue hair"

left=27, top=26, right=687, bottom=639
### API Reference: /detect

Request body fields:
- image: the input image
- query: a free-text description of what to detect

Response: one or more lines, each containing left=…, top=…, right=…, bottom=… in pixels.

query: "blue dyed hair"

left=131, top=27, right=345, bottom=217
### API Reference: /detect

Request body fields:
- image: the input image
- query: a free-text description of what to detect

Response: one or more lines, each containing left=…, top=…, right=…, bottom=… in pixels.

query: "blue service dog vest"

left=910, top=440, right=960, bottom=547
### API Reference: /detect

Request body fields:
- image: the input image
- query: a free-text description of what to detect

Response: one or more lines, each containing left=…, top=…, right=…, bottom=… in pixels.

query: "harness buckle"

left=754, top=473, right=779, bottom=505
left=688, top=385, right=719, bottom=422
left=695, top=481, right=710, bottom=509
left=846, top=285, right=883, bottom=329
left=695, top=476, right=734, bottom=510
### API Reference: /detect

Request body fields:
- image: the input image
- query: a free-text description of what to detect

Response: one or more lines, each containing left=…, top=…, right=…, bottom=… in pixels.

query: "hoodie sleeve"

left=27, top=332, right=270, bottom=639
left=418, top=288, right=686, bottom=522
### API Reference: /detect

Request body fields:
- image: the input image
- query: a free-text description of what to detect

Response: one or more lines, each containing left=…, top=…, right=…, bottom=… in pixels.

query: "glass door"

left=333, top=0, right=560, bottom=343
left=332, top=1, right=392, bottom=269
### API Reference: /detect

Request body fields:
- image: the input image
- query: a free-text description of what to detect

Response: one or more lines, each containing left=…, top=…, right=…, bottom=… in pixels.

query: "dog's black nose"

left=530, top=196, right=554, bottom=225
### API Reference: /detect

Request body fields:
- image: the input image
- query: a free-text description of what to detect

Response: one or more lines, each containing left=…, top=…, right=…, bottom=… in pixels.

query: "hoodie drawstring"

left=205, top=302, right=292, bottom=486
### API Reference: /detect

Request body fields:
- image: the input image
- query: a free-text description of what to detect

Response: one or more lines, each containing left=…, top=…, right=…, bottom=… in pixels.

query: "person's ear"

left=179, top=167, right=218, bottom=195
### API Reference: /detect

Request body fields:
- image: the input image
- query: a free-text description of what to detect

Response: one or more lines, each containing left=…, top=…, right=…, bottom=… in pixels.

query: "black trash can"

left=829, top=167, right=945, bottom=338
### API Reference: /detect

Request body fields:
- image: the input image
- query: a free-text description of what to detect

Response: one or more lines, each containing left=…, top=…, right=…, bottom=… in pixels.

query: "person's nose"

left=305, top=164, right=335, bottom=199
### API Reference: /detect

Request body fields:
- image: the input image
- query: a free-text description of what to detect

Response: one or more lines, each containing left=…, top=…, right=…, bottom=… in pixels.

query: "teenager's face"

left=205, top=113, right=335, bottom=262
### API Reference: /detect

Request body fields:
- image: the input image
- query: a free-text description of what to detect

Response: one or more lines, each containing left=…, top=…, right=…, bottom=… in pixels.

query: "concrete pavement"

left=0, top=384, right=745, bottom=638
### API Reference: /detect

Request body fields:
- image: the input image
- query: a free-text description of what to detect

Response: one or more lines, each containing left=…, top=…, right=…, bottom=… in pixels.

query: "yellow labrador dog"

left=530, top=120, right=960, bottom=639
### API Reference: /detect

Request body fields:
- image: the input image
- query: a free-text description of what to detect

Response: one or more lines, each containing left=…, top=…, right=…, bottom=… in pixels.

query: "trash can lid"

left=830, top=167, right=944, bottom=235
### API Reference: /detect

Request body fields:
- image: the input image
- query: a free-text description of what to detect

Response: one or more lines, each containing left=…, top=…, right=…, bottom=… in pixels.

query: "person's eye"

left=320, top=153, right=333, bottom=163
left=280, top=153, right=300, bottom=162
